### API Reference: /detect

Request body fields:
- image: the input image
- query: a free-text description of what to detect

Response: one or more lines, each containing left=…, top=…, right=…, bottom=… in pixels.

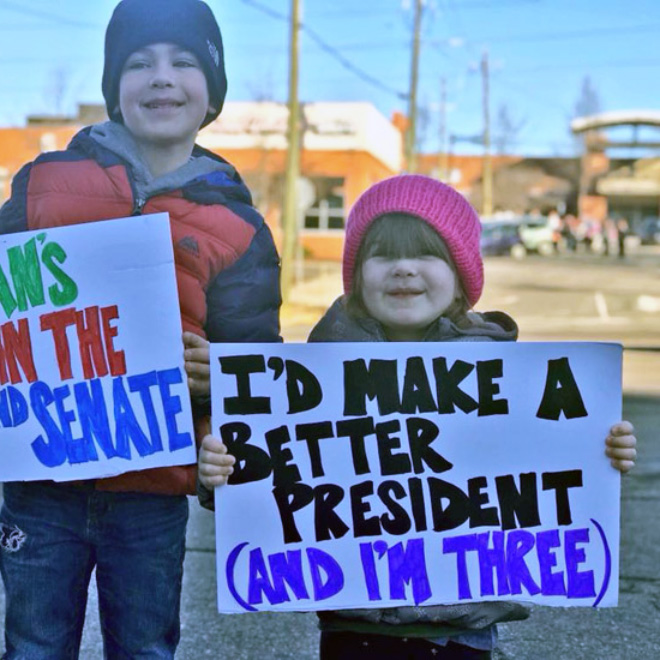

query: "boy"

left=0, top=0, right=281, bottom=657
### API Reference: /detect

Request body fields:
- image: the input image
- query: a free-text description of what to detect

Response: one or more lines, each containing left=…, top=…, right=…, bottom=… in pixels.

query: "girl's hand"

left=183, top=332, right=210, bottom=398
left=198, top=435, right=236, bottom=489
left=605, top=421, right=637, bottom=473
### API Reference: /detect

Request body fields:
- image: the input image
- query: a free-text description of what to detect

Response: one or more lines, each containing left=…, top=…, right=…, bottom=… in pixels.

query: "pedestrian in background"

left=616, top=217, right=630, bottom=258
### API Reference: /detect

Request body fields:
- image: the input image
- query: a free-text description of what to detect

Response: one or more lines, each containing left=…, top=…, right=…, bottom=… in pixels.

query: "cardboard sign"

left=0, top=214, right=196, bottom=481
left=211, top=342, right=622, bottom=613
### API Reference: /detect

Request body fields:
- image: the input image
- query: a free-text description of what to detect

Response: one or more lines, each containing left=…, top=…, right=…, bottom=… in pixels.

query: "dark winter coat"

left=308, top=296, right=530, bottom=640
left=0, top=122, right=281, bottom=495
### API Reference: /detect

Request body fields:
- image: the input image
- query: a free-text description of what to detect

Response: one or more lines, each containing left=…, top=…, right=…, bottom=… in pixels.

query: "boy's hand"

left=605, top=421, right=637, bottom=473
left=183, top=332, right=210, bottom=398
left=198, top=435, right=236, bottom=489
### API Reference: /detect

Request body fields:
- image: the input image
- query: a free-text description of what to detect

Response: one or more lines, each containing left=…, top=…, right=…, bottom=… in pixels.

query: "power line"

left=0, top=2, right=101, bottom=28
left=237, top=0, right=408, bottom=100
left=303, top=25, right=408, bottom=100
left=480, top=23, right=660, bottom=44
left=491, top=75, right=570, bottom=114
left=504, top=58, right=660, bottom=73
left=237, top=0, right=288, bottom=22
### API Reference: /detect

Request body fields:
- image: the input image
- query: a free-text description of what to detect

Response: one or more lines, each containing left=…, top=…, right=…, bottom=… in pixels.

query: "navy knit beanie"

left=102, top=0, right=227, bottom=128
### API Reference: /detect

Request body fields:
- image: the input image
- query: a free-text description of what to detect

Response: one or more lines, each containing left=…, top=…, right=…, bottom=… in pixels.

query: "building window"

left=0, top=168, right=8, bottom=203
left=39, top=133, right=57, bottom=153
left=303, top=177, right=345, bottom=231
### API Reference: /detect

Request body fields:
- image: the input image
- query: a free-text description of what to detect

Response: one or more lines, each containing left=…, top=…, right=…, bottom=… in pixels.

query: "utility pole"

left=405, top=0, right=423, bottom=173
left=437, top=76, right=448, bottom=181
left=281, top=0, right=301, bottom=303
left=481, top=49, right=493, bottom=216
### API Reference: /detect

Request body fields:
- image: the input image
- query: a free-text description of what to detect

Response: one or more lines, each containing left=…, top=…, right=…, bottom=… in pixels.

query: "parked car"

left=517, top=215, right=555, bottom=255
left=481, top=215, right=555, bottom=258
left=480, top=220, right=527, bottom=259
left=638, top=217, right=660, bottom=245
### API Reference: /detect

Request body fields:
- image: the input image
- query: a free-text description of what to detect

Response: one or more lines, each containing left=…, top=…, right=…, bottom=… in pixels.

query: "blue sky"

left=1, top=0, right=659, bottom=156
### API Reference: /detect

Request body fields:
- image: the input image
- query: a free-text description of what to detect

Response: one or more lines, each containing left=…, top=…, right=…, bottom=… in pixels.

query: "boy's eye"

left=174, top=59, right=198, bottom=68
left=125, top=60, right=150, bottom=71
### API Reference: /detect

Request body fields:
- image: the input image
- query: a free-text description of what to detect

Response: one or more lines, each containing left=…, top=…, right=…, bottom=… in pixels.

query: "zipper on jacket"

left=132, top=197, right=146, bottom=215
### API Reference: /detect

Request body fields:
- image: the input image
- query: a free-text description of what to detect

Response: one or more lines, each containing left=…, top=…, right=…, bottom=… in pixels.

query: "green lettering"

left=42, top=242, right=78, bottom=307
left=0, top=264, right=17, bottom=319
left=8, top=238, right=45, bottom=313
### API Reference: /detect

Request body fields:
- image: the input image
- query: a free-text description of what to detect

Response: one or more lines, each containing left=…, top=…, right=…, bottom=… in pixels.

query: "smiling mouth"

left=143, top=100, right=184, bottom=109
left=387, top=289, right=424, bottom=297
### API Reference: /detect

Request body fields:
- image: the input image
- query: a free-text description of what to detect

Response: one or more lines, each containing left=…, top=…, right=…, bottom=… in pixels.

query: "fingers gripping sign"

left=605, top=421, right=637, bottom=474
left=198, top=435, right=236, bottom=489
left=183, top=331, right=211, bottom=399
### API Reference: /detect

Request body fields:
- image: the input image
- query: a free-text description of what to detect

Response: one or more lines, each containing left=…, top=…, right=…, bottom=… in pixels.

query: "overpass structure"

left=571, top=110, right=660, bottom=149
left=570, top=111, right=660, bottom=224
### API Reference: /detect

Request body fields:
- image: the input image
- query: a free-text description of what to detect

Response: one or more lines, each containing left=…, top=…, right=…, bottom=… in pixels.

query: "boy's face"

left=118, top=43, right=212, bottom=151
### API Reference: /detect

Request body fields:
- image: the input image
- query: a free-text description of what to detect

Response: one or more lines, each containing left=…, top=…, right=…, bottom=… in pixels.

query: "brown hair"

left=346, top=212, right=472, bottom=325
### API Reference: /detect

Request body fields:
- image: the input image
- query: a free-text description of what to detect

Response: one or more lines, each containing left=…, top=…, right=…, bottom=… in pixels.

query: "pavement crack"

left=185, top=546, right=216, bottom=554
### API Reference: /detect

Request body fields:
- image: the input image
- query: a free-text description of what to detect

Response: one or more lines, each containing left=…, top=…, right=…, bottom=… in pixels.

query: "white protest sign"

left=211, top=342, right=622, bottom=613
left=0, top=213, right=196, bottom=481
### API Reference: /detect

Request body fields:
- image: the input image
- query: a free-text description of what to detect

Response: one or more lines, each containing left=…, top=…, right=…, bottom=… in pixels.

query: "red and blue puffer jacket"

left=0, top=126, right=282, bottom=495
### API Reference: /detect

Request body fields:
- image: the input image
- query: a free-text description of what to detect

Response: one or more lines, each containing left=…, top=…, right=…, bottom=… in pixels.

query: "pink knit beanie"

left=343, top=174, right=484, bottom=307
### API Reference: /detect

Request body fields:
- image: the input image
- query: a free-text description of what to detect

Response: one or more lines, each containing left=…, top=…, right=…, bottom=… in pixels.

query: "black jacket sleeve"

left=204, top=220, right=282, bottom=344
left=0, top=163, right=32, bottom=235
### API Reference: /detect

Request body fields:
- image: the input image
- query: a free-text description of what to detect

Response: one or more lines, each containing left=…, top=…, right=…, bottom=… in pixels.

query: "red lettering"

left=0, top=318, right=38, bottom=385
left=76, top=306, right=108, bottom=379
left=101, top=305, right=126, bottom=376
left=40, top=308, right=77, bottom=380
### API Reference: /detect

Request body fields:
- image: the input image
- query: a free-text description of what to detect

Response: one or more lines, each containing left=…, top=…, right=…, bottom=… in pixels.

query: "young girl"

left=198, top=175, right=637, bottom=660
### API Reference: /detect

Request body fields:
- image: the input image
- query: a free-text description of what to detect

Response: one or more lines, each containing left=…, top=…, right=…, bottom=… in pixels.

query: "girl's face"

left=360, top=254, right=457, bottom=341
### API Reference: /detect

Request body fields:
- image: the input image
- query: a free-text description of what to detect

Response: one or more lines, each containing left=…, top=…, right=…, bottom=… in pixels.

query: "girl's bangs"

left=362, top=213, right=451, bottom=261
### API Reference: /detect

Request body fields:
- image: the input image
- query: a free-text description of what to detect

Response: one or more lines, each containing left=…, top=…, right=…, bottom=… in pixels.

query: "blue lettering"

left=537, top=529, right=566, bottom=596
left=506, top=530, right=541, bottom=596
left=26, top=368, right=190, bottom=468
left=477, top=530, right=510, bottom=596
left=128, top=371, right=163, bottom=453
left=52, top=383, right=91, bottom=464
left=158, top=367, right=192, bottom=452
left=74, top=379, right=116, bottom=461
left=0, top=386, right=28, bottom=428
left=268, top=549, right=309, bottom=602
left=247, top=547, right=282, bottom=605
left=386, top=538, right=431, bottom=604
left=359, top=542, right=382, bottom=601
left=565, top=528, right=595, bottom=598
left=30, top=381, right=66, bottom=467
left=443, top=533, right=478, bottom=599
left=113, top=376, right=155, bottom=458
left=443, top=528, right=597, bottom=601
left=307, top=547, right=344, bottom=601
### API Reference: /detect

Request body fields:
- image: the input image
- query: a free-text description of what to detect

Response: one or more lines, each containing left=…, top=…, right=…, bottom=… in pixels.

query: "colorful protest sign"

left=0, top=214, right=196, bottom=481
left=211, top=341, right=622, bottom=613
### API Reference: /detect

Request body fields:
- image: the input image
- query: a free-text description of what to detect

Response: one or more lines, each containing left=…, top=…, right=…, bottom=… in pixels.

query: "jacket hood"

left=68, top=122, right=252, bottom=206
left=308, top=296, right=518, bottom=343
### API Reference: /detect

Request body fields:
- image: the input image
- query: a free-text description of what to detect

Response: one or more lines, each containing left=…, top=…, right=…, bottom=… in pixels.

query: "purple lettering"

left=565, top=528, right=596, bottom=598
left=537, top=529, right=566, bottom=596
left=443, top=534, right=478, bottom=599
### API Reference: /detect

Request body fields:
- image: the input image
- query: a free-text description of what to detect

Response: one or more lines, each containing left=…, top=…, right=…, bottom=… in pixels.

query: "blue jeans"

left=0, top=481, right=189, bottom=659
